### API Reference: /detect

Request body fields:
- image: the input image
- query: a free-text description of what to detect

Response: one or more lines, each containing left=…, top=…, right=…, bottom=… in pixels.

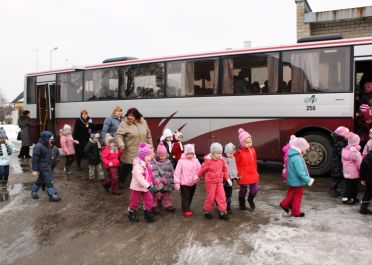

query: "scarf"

left=0, top=143, right=12, bottom=156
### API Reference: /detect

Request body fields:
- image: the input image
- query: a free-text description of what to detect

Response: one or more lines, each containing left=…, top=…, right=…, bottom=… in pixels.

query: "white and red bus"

left=23, top=36, right=372, bottom=175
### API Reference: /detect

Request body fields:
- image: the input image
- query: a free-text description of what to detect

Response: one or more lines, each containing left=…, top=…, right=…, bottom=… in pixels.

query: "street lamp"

left=49, top=47, right=58, bottom=69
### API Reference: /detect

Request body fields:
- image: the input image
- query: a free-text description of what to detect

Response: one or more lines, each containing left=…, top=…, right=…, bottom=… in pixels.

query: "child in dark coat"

left=360, top=149, right=372, bottom=214
left=329, top=126, right=349, bottom=197
left=84, top=133, right=104, bottom=181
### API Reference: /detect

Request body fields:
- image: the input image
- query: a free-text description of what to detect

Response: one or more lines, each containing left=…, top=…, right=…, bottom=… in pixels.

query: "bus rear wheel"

left=302, top=133, right=332, bottom=176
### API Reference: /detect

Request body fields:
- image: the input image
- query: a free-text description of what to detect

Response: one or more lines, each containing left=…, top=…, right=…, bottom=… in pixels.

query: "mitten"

left=193, top=175, right=199, bottom=183
left=308, top=178, right=315, bottom=187
left=160, top=177, right=168, bottom=184
left=153, top=178, right=161, bottom=185
left=174, top=184, right=180, bottom=190
left=226, top=178, right=232, bottom=187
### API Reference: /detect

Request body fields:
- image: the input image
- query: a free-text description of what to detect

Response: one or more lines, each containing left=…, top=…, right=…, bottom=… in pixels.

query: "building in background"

left=10, top=92, right=23, bottom=125
left=295, top=0, right=372, bottom=40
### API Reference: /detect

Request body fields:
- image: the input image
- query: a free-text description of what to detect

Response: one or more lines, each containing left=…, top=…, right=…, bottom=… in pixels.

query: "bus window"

left=56, top=72, right=83, bottom=102
left=26, top=76, right=36, bottom=104
left=222, top=53, right=279, bottom=95
left=120, top=63, right=164, bottom=99
left=166, top=59, right=219, bottom=97
left=84, top=68, right=119, bottom=101
left=282, top=47, right=351, bottom=94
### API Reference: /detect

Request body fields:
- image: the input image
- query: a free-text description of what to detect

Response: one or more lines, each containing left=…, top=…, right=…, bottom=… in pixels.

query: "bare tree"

left=0, top=89, right=12, bottom=123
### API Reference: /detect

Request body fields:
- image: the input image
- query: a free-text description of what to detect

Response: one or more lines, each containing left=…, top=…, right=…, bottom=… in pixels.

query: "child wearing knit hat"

left=235, top=128, right=259, bottom=211
left=223, top=143, right=238, bottom=214
left=150, top=142, right=176, bottom=213
left=357, top=103, right=372, bottom=148
left=341, top=133, right=362, bottom=205
left=173, top=144, right=201, bottom=217
left=84, top=133, right=105, bottom=182
left=59, top=124, right=79, bottom=176
left=198, top=142, right=232, bottom=220
left=161, top=128, right=175, bottom=167
left=362, top=128, right=372, bottom=158
left=329, top=126, right=350, bottom=198
left=171, top=130, right=184, bottom=166
left=128, top=142, right=156, bottom=222
left=0, top=129, right=17, bottom=200
left=280, top=135, right=314, bottom=217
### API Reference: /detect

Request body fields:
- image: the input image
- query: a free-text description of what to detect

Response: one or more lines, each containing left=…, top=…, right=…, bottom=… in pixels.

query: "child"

left=198, top=142, right=232, bottom=220
left=84, top=133, right=105, bottom=182
left=341, top=132, right=362, bottom=204
left=0, top=130, right=17, bottom=190
left=151, top=142, right=176, bottom=213
left=359, top=149, right=372, bottom=214
left=31, top=131, right=61, bottom=202
left=128, top=142, right=155, bottom=222
left=60, top=124, right=78, bottom=176
left=280, top=136, right=314, bottom=217
left=362, top=128, right=372, bottom=157
left=173, top=144, right=201, bottom=217
left=235, top=128, right=259, bottom=211
left=41, top=139, right=60, bottom=191
left=357, top=104, right=372, bottom=148
left=161, top=128, right=174, bottom=165
left=171, top=130, right=184, bottom=165
left=329, top=126, right=349, bottom=197
left=101, top=135, right=122, bottom=195
left=224, top=143, right=238, bottom=214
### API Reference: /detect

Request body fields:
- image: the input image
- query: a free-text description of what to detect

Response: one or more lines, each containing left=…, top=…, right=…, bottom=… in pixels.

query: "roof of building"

left=11, top=92, right=23, bottom=103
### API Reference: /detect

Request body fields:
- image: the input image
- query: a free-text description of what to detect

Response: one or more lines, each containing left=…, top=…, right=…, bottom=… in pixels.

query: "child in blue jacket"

left=280, top=135, right=314, bottom=217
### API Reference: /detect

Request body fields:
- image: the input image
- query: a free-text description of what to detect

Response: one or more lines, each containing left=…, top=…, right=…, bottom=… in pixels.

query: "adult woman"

left=116, top=108, right=153, bottom=185
left=73, top=110, right=94, bottom=170
left=18, top=110, right=38, bottom=159
left=101, top=106, right=123, bottom=141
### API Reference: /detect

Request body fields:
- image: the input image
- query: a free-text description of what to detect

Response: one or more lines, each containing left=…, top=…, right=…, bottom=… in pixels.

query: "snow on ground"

left=1, top=124, right=20, bottom=141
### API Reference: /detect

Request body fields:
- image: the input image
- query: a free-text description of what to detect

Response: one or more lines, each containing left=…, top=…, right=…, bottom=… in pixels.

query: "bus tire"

left=302, top=133, right=332, bottom=176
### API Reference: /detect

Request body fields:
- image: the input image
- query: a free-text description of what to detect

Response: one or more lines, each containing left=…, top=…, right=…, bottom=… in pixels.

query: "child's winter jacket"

left=130, top=157, right=153, bottom=192
left=235, top=147, right=259, bottom=185
left=342, top=145, right=362, bottom=179
left=84, top=140, right=101, bottom=165
left=224, top=156, right=238, bottom=180
left=101, top=146, right=122, bottom=168
left=60, top=129, right=76, bottom=156
left=331, top=132, right=347, bottom=178
left=173, top=153, right=201, bottom=186
left=198, top=154, right=229, bottom=183
left=286, top=147, right=312, bottom=187
left=151, top=158, right=174, bottom=192
left=32, top=139, right=52, bottom=172
left=0, top=141, right=16, bottom=166
left=362, top=139, right=372, bottom=157
left=360, top=150, right=372, bottom=184
left=172, top=142, right=183, bottom=161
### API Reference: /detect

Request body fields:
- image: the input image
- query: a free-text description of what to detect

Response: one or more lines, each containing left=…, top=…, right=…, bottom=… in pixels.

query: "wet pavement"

left=1, top=146, right=372, bottom=265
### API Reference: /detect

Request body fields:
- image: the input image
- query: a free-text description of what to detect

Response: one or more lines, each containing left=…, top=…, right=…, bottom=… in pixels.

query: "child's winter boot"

left=329, top=183, right=341, bottom=198
left=227, top=203, right=232, bottom=214
left=248, top=195, right=255, bottom=210
left=144, top=210, right=155, bottom=222
left=204, top=212, right=213, bottom=219
left=128, top=208, right=139, bottom=222
left=239, top=197, right=248, bottom=210
left=64, top=167, right=72, bottom=176
left=0, top=184, right=9, bottom=202
left=47, top=188, right=61, bottom=202
left=219, top=212, right=229, bottom=220
left=359, top=202, right=372, bottom=215
left=31, top=183, right=39, bottom=199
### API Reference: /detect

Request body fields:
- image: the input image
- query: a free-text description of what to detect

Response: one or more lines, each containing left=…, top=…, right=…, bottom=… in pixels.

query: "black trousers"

left=362, top=182, right=372, bottom=203
left=0, top=165, right=9, bottom=186
left=343, top=179, right=359, bottom=200
left=19, top=146, right=30, bottom=158
left=223, top=181, right=233, bottom=204
left=180, top=184, right=196, bottom=212
left=119, top=162, right=133, bottom=184
left=65, top=155, right=75, bottom=168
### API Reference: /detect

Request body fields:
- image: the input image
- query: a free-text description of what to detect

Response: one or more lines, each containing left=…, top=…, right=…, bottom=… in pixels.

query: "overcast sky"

left=1, top=0, right=372, bottom=102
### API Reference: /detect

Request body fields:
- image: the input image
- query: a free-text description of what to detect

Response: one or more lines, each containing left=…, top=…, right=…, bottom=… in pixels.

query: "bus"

left=23, top=36, right=372, bottom=176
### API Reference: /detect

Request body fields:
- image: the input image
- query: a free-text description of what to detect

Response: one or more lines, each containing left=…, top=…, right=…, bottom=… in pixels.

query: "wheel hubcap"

left=304, top=142, right=326, bottom=168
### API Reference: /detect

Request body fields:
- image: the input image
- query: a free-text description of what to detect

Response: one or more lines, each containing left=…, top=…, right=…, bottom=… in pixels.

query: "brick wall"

left=296, top=1, right=311, bottom=39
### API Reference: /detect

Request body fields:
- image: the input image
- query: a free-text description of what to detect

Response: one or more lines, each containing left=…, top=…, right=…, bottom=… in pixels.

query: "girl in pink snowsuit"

left=198, top=142, right=232, bottom=220
left=342, top=132, right=363, bottom=204
left=59, top=124, right=79, bottom=175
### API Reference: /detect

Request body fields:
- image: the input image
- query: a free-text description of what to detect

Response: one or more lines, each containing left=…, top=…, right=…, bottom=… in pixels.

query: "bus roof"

left=26, top=36, right=372, bottom=77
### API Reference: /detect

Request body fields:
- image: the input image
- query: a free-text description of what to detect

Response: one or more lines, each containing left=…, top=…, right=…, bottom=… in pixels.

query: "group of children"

left=127, top=127, right=261, bottom=222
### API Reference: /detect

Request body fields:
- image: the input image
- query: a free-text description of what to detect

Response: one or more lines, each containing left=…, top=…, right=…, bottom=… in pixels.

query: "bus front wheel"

left=302, top=133, right=332, bottom=176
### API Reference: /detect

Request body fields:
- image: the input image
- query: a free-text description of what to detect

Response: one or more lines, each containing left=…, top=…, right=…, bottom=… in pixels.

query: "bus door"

left=36, top=82, right=56, bottom=135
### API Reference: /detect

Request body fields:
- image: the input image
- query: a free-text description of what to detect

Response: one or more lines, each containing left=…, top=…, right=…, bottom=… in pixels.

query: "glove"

left=308, top=178, right=315, bottom=187
left=148, top=185, right=155, bottom=193
left=226, top=178, right=232, bottom=187
left=193, top=175, right=199, bottom=183
left=361, top=180, right=366, bottom=186
left=174, top=184, right=180, bottom=191
left=32, top=171, right=38, bottom=177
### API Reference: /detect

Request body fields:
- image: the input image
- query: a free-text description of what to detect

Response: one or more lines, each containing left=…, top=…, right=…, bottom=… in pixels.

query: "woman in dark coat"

left=73, top=110, right=94, bottom=170
left=18, top=110, right=38, bottom=159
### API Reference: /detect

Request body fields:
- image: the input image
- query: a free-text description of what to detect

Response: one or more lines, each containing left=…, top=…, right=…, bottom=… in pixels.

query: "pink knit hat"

left=174, top=130, right=183, bottom=141
left=138, top=142, right=153, bottom=161
left=238, top=128, right=251, bottom=146
left=291, top=137, right=310, bottom=152
left=289, top=135, right=297, bottom=145
left=156, top=142, right=167, bottom=156
left=184, top=144, right=195, bottom=154
left=334, top=126, right=350, bottom=137
left=360, top=104, right=371, bottom=113
left=347, top=132, right=360, bottom=146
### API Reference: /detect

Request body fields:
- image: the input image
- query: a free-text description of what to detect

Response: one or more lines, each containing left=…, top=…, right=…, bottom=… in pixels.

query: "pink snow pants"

left=129, top=190, right=153, bottom=210
left=203, top=181, right=227, bottom=212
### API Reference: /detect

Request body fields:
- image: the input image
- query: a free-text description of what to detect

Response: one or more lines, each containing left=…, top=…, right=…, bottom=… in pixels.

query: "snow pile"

left=1, top=124, right=20, bottom=141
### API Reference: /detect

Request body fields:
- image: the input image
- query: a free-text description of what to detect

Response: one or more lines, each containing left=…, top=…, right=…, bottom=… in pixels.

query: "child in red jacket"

left=235, top=128, right=259, bottom=211
left=101, top=135, right=123, bottom=195
left=198, top=142, right=232, bottom=220
left=171, top=130, right=184, bottom=165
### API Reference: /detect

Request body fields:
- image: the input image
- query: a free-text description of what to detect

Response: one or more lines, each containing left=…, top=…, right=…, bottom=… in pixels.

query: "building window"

left=120, top=63, right=164, bottom=99
left=26, top=76, right=36, bottom=104
left=56, top=72, right=83, bottom=102
left=282, top=47, right=351, bottom=93
left=222, top=53, right=279, bottom=95
left=166, top=59, right=219, bottom=97
left=84, top=68, right=119, bottom=101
